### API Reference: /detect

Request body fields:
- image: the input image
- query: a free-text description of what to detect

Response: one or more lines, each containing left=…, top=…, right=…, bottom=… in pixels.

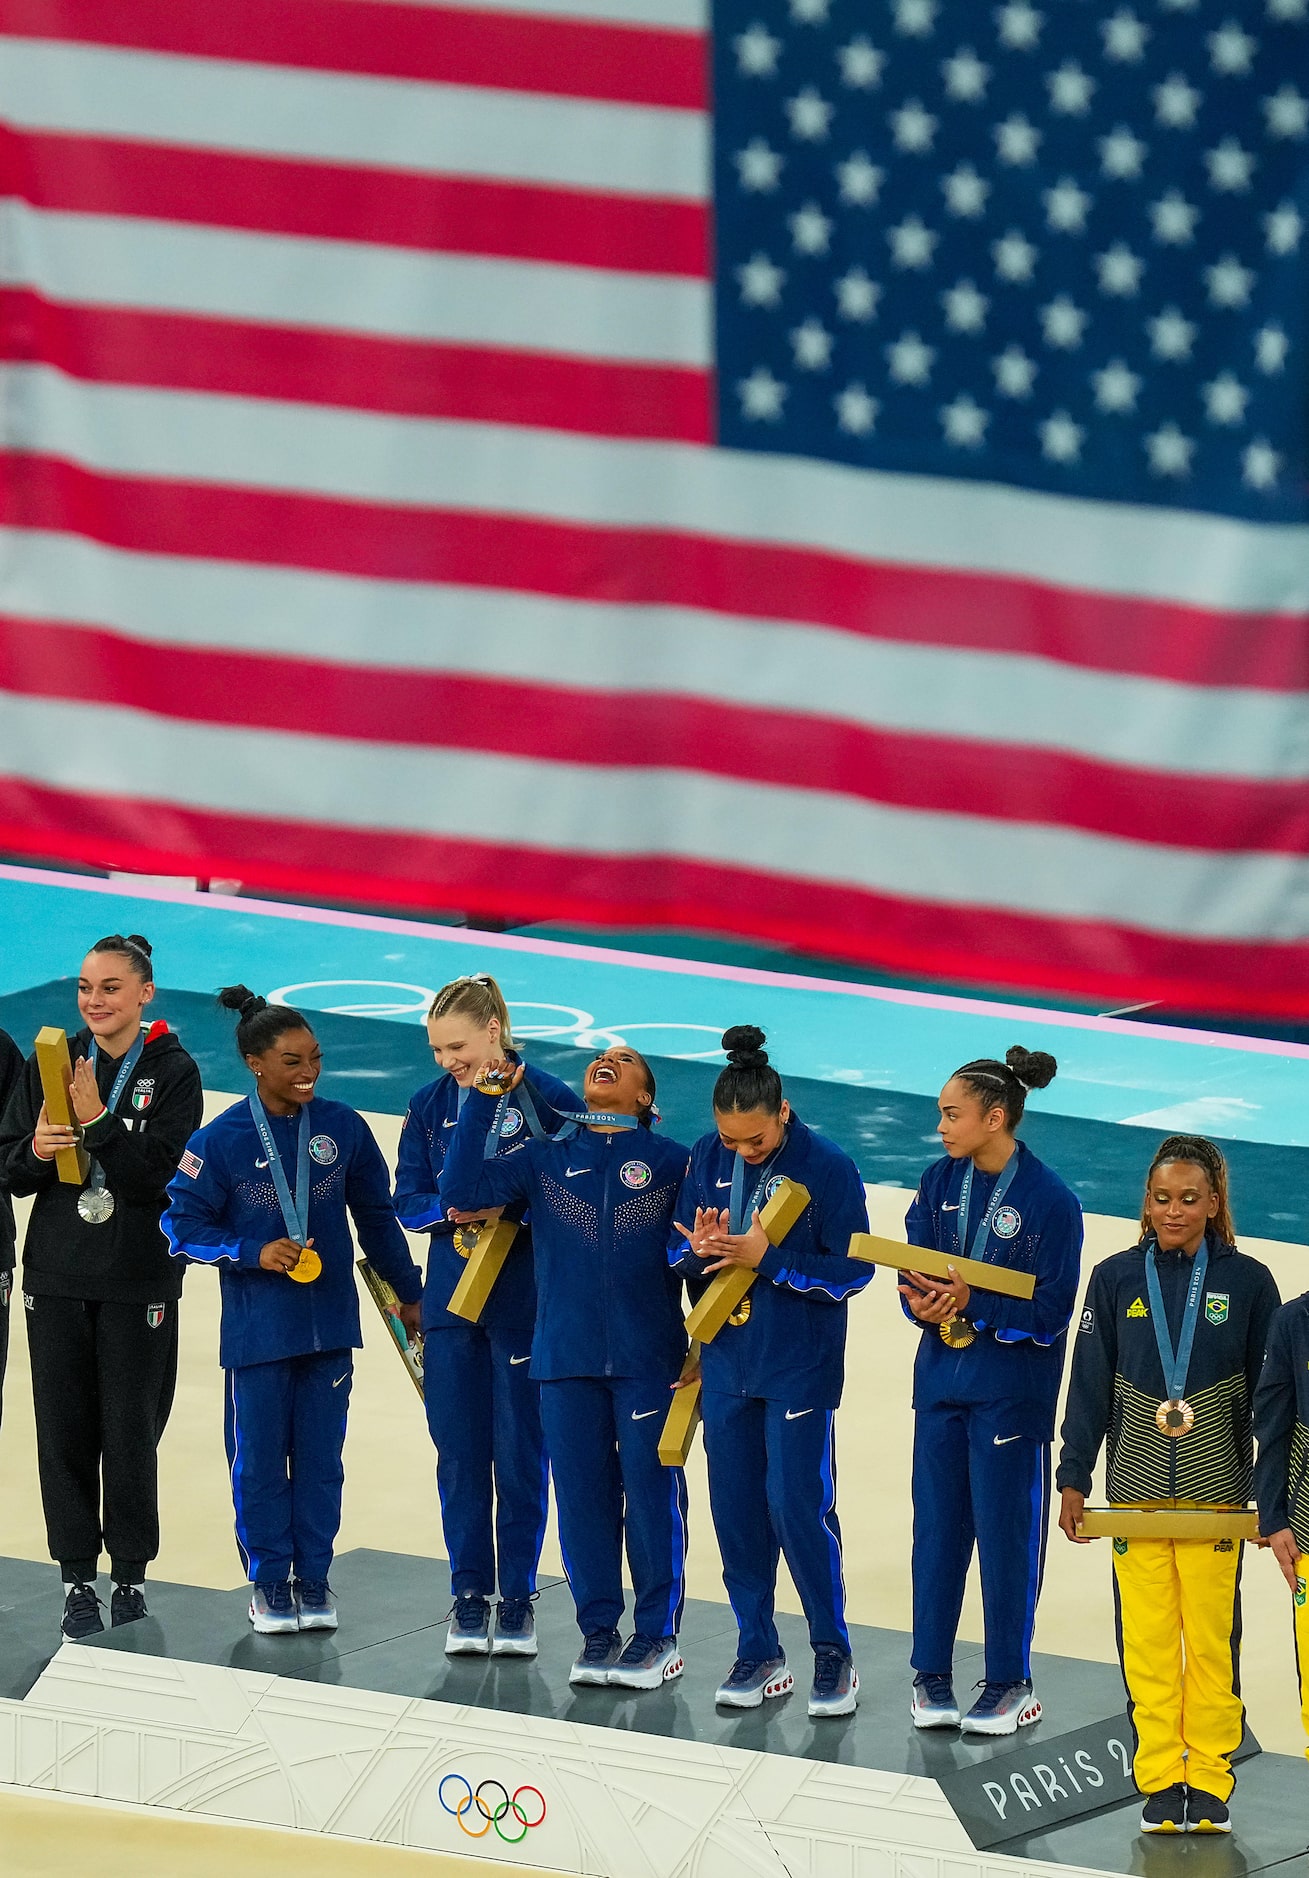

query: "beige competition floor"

left=2, top=1093, right=1306, bottom=1870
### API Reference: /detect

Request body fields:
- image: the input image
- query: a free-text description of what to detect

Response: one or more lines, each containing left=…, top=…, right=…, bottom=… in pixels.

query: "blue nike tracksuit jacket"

left=443, top=1088, right=691, bottom=1640
left=904, top=1141, right=1083, bottom=1684
left=394, top=1060, right=579, bottom=1601
left=668, top=1118, right=871, bottom=1661
left=165, top=1095, right=421, bottom=1585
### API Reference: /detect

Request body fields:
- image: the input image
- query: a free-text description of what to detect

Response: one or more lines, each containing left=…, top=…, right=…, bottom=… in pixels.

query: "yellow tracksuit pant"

left=1112, top=1534, right=1243, bottom=1801
left=1295, top=1556, right=1309, bottom=1760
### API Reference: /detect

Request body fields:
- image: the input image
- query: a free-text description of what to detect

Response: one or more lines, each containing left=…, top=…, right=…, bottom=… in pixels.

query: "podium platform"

left=1, top=1551, right=1306, bottom=1877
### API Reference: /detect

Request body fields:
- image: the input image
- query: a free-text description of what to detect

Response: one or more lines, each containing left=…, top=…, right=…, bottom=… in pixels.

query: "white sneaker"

left=607, top=1634, right=684, bottom=1690
left=249, top=1581, right=299, bottom=1634
left=960, top=1680, right=1041, bottom=1735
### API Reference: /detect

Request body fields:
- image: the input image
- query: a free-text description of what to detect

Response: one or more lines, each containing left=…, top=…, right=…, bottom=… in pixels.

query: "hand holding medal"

left=473, top=1056, right=524, bottom=1098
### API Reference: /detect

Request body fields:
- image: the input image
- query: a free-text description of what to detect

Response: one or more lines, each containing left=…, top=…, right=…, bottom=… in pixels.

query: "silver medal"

left=77, top=1187, right=116, bottom=1225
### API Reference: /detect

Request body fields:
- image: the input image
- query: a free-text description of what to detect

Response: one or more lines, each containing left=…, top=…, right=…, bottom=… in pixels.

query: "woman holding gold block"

left=903, top=1046, right=1082, bottom=1738
left=394, top=973, right=580, bottom=1659
left=1058, top=1136, right=1279, bottom=1835
left=669, top=1026, right=871, bottom=1720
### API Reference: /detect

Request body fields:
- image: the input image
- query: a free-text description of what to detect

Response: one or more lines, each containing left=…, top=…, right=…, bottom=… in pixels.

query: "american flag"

left=0, top=0, right=1306, bottom=1016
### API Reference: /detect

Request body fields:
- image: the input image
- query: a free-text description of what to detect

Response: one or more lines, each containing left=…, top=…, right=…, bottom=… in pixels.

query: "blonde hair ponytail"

left=427, top=973, right=515, bottom=1049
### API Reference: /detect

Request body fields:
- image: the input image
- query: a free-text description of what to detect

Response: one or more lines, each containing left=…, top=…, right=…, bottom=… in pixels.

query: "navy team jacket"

left=394, top=1062, right=580, bottom=1333
left=667, top=1117, right=872, bottom=1411
left=441, top=1086, right=690, bottom=1383
left=165, top=1095, right=422, bottom=1369
left=905, top=1141, right=1083, bottom=1436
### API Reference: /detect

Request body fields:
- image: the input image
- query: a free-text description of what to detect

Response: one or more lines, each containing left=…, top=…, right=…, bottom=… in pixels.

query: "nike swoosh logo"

left=510, top=1355, right=530, bottom=1366
left=442, top=1119, right=457, bottom=1128
left=993, top=1434, right=1023, bottom=1446
left=631, top=1409, right=660, bottom=1421
left=941, top=1203, right=959, bottom=1211
left=715, top=1179, right=732, bottom=1189
left=565, top=1166, right=589, bottom=1177
left=333, top=1374, right=349, bottom=1388
left=785, top=1408, right=814, bottom=1421
left=255, top=1158, right=269, bottom=1169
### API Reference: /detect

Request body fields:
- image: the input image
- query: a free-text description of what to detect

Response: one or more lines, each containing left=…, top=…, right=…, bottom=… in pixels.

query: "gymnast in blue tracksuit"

left=164, top=987, right=422, bottom=1635
left=394, top=972, right=580, bottom=1656
left=669, top=1026, right=872, bottom=1718
left=901, top=1045, right=1083, bottom=1736
left=441, top=1043, right=692, bottom=1693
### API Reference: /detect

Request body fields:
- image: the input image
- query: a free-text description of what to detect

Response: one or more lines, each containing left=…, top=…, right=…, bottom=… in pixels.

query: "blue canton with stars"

left=714, top=0, right=1308, bottom=521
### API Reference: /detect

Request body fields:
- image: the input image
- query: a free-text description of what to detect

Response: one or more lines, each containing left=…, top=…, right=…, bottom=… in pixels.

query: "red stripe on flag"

left=0, top=0, right=708, bottom=109
left=1, top=293, right=712, bottom=443
left=0, top=782, right=1306, bottom=1017
left=1, top=613, right=1306, bottom=854
left=3, top=454, right=1305, bottom=693
left=1, top=128, right=709, bottom=277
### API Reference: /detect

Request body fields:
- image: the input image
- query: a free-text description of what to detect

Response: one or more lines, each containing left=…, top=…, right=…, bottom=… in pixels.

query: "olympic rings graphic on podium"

left=438, top=1773, right=547, bottom=1844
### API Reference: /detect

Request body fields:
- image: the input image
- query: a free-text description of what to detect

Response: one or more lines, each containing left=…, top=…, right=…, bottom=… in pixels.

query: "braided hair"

left=217, top=984, right=313, bottom=1059
left=951, top=1044, right=1057, bottom=1131
left=1140, top=1135, right=1235, bottom=1246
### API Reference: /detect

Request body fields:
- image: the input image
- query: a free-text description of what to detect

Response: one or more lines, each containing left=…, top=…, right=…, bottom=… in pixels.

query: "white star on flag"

left=995, top=114, right=1041, bottom=165
left=1208, top=22, right=1257, bottom=75
left=1041, top=295, right=1088, bottom=347
left=1202, top=372, right=1249, bottom=424
left=941, top=278, right=989, bottom=331
left=940, top=394, right=990, bottom=446
left=734, top=22, right=781, bottom=76
left=1147, top=307, right=1197, bottom=360
left=993, top=345, right=1038, bottom=397
left=735, top=140, right=785, bottom=191
left=834, top=382, right=879, bottom=433
left=993, top=228, right=1039, bottom=281
left=1150, top=191, right=1200, bottom=245
left=835, top=152, right=884, bottom=206
left=1153, top=73, right=1202, bottom=129
left=1254, top=324, right=1289, bottom=372
left=1045, top=178, right=1092, bottom=233
left=1040, top=410, right=1083, bottom=462
left=892, top=0, right=937, bottom=37
left=738, top=367, right=788, bottom=419
left=1263, top=85, right=1309, bottom=137
left=1100, top=126, right=1148, bottom=179
left=886, top=330, right=936, bottom=383
left=737, top=252, right=787, bottom=306
left=1102, top=10, right=1150, bottom=60
left=833, top=267, right=880, bottom=320
left=1048, top=63, right=1095, bottom=114
left=1092, top=359, right=1141, bottom=413
left=789, top=201, right=832, bottom=253
left=791, top=318, right=834, bottom=368
left=1205, top=139, right=1256, bottom=191
left=888, top=214, right=938, bottom=268
left=1145, top=422, right=1194, bottom=476
left=1205, top=254, right=1255, bottom=307
left=996, top=2, right=1043, bottom=51
left=942, top=163, right=990, bottom=217
left=1242, top=439, right=1281, bottom=488
left=1265, top=203, right=1303, bottom=253
left=786, top=88, right=834, bottom=140
left=942, top=48, right=990, bottom=102
left=1096, top=244, right=1144, bottom=295
left=890, top=99, right=939, bottom=153
left=837, top=37, right=886, bottom=87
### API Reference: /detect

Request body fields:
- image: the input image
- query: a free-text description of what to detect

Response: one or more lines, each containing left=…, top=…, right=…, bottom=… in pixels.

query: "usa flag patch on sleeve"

left=179, top=1150, right=204, bottom=1179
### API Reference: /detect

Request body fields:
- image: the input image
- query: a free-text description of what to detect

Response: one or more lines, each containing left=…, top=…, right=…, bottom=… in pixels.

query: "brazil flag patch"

left=1205, top=1292, right=1230, bottom=1326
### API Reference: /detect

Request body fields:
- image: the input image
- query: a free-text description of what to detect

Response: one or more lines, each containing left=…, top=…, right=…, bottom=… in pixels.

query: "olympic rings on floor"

left=438, top=1772, right=547, bottom=1843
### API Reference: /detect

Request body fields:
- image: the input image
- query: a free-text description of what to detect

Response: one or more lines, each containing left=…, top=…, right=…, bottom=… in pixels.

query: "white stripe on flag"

left=0, top=206, right=711, bottom=367
left=2, top=530, right=1304, bottom=783
left=1, top=692, right=1307, bottom=939
left=7, top=367, right=1307, bottom=616
left=0, top=40, right=709, bottom=200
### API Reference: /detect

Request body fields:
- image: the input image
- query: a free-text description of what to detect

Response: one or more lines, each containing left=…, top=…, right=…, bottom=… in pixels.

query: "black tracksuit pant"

left=25, top=1293, right=179, bottom=1583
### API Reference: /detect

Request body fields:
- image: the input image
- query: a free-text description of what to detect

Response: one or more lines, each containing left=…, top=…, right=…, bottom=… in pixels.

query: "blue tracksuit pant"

left=539, top=1376, right=687, bottom=1640
left=911, top=1396, right=1050, bottom=1683
left=423, top=1322, right=548, bottom=1601
left=701, top=1391, right=850, bottom=1661
left=224, top=1349, right=352, bottom=1584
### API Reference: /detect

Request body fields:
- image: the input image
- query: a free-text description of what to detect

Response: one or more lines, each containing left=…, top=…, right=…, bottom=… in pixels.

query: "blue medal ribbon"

left=85, top=1035, right=145, bottom=1199
left=248, top=1094, right=312, bottom=1244
left=956, top=1149, right=1021, bottom=1261
left=484, top=1078, right=636, bottom=1157
left=728, top=1136, right=788, bottom=1235
left=1144, top=1237, right=1209, bottom=1402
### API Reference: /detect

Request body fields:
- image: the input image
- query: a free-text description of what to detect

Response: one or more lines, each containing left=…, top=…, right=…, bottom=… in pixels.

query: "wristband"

left=80, top=1106, right=109, bottom=1128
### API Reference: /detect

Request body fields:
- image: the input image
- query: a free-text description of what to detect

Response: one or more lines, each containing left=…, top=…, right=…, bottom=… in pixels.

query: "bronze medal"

left=939, top=1313, right=976, bottom=1349
left=1156, top=1397, right=1194, bottom=1438
left=287, top=1245, right=322, bottom=1284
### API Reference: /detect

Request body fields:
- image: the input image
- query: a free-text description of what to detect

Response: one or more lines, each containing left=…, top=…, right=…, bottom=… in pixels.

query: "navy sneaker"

left=61, top=1582, right=104, bottom=1640
left=295, top=1579, right=338, bottom=1632
left=715, top=1657, right=793, bottom=1708
left=110, top=1584, right=148, bottom=1628
left=492, top=1597, right=537, bottom=1657
left=911, top=1672, right=961, bottom=1728
left=960, top=1679, right=1042, bottom=1735
left=445, top=1594, right=492, bottom=1655
left=249, top=1580, right=299, bottom=1634
left=1140, top=1784, right=1188, bottom=1833
left=808, top=1649, right=859, bottom=1718
left=608, top=1634, right=684, bottom=1690
left=569, top=1628, right=623, bottom=1686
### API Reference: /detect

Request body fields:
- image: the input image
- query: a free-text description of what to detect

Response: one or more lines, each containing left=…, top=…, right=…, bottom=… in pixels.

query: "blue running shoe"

left=249, top=1580, right=298, bottom=1634
left=569, top=1628, right=623, bottom=1686
left=492, top=1597, right=537, bottom=1657
left=715, top=1657, right=793, bottom=1708
left=960, top=1680, right=1041, bottom=1735
left=808, top=1649, right=859, bottom=1718
left=608, top=1634, right=683, bottom=1690
left=61, top=1582, right=104, bottom=1640
left=445, top=1594, right=491, bottom=1656
left=295, top=1579, right=338, bottom=1632
left=911, top=1672, right=960, bottom=1728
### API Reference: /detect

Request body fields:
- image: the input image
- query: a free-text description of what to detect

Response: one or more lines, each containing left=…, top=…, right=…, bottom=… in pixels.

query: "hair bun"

left=1005, top=1044, right=1057, bottom=1091
left=217, top=982, right=267, bottom=1021
left=721, top=1023, right=769, bottom=1067
left=125, top=932, right=153, bottom=957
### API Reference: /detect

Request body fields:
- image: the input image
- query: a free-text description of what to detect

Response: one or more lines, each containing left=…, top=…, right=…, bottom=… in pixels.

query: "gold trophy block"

left=1076, top=1505, right=1259, bottom=1542
left=357, top=1259, right=424, bottom=1399
left=846, top=1232, right=1036, bottom=1300
left=447, top=1217, right=520, bottom=1324
left=34, top=1027, right=90, bottom=1186
left=658, top=1346, right=702, bottom=1468
left=684, top=1178, right=812, bottom=1345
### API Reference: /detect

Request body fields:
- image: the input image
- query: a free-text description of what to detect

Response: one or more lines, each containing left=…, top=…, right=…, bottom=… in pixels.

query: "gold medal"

left=940, top=1314, right=976, bottom=1349
left=287, top=1245, right=322, bottom=1284
left=474, top=1066, right=517, bottom=1097
left=727, top=1295, right=752, bottom=1327
left=1156, top=1397, right=1194, bottom=1438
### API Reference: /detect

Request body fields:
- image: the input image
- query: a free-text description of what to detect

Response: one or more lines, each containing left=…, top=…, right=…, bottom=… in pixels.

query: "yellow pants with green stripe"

left=1112, top=1534, right=1244, bottom=1800
left=1295, top=1557, right=1309, bottom=1760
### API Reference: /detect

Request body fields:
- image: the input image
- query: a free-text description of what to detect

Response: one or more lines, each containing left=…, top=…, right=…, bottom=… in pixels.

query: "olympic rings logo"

left=438, top=1773, right=547, bottom=1845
